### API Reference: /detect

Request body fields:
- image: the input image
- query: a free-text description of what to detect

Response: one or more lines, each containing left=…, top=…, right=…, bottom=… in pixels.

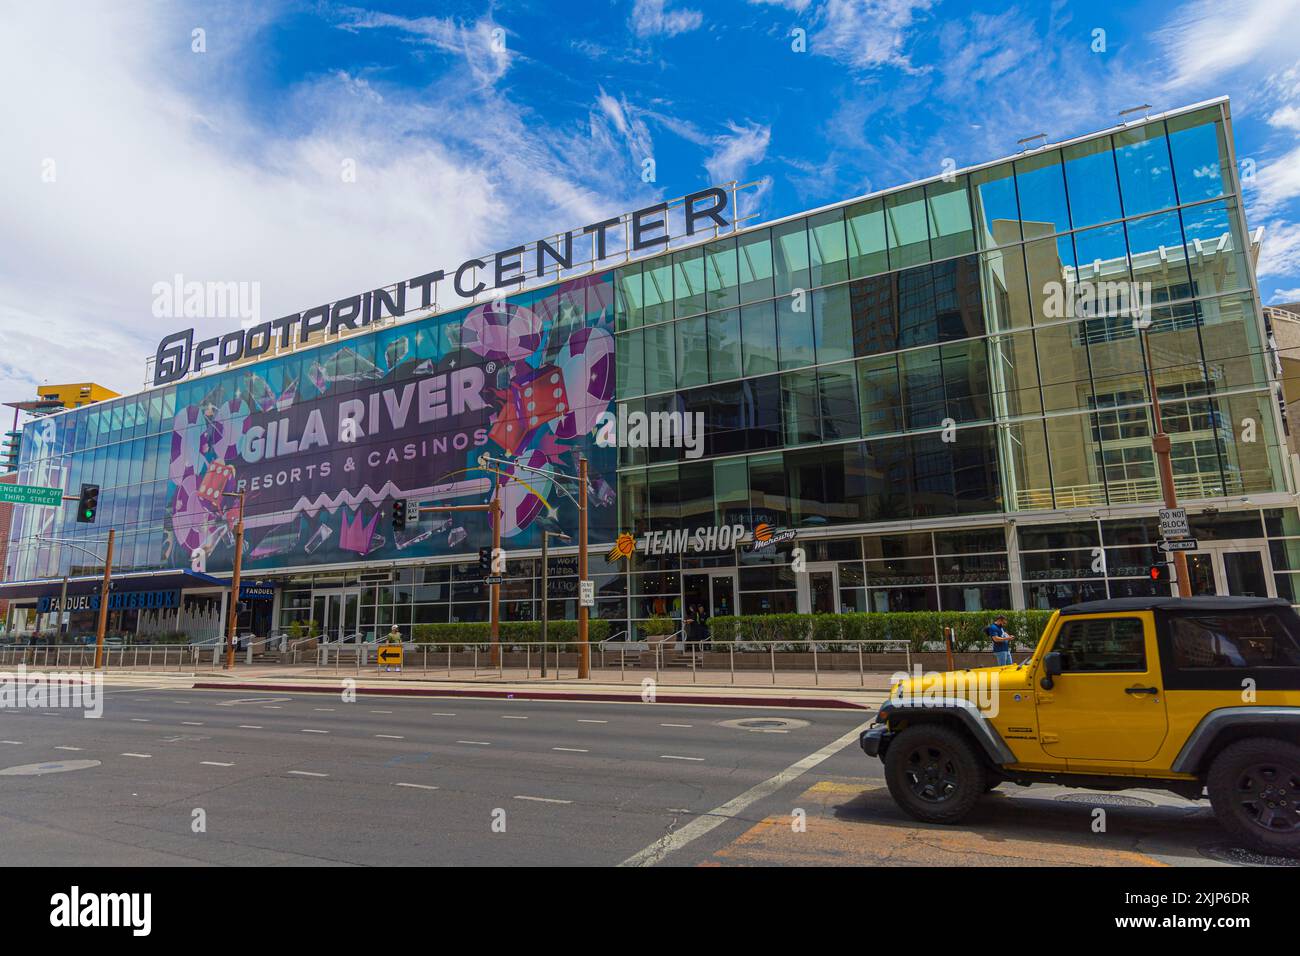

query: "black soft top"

left=1059, top=596, right=1293, bottom=616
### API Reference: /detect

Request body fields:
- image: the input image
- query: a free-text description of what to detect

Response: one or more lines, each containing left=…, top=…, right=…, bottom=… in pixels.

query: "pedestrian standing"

left=985, top=614, right=1014, bottom=665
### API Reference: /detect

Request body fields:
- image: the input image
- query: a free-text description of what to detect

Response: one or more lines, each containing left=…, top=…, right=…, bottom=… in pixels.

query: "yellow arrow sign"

left=377, top=645, right=404, bottom=666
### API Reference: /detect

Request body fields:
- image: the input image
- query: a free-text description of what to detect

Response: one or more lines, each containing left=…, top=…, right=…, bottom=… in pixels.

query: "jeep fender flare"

left=879, top=697, right=1016, bottom=766
left=1171, top=706, right=1300, bottom=774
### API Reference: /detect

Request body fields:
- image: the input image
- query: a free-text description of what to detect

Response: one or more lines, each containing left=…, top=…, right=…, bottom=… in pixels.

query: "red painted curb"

left=191, top=681, right=870, bottom=710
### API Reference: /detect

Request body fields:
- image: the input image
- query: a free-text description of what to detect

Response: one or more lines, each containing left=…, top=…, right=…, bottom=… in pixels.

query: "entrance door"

left=798, top=563, right=838, bottom=614
left=683, top=572, right=736, bottom=620
left=1183, top=543, right=1273, bottom=598
left=312, top=589, right=360, bottom=641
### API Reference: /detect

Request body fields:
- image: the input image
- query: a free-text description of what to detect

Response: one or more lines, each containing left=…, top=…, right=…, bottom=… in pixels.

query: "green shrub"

left=706, top=610, right=1054, bottom=653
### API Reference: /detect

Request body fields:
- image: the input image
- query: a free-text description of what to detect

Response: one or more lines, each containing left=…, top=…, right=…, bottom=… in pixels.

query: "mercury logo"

left=49, top=886, right=151, bottom=936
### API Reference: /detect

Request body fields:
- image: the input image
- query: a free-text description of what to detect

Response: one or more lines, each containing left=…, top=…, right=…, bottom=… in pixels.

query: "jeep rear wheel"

left=883, top=724, right=987, bottom=824
left=1207, top=738, right=1300, bottom=858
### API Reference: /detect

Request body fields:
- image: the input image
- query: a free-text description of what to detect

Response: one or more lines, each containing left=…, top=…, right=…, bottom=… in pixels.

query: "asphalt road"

left=0, top=682, right=1280, bottom=867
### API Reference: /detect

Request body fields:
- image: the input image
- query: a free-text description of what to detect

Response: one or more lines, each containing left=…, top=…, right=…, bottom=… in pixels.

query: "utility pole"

left=578, top=455, right=590, bottom=679
left=223, top=491, right=246, bottom=670
left=490, top=494, right=502, bottom=668
left=539, top=529, right=570, bottom=678
left=1140, top=328, right=1191, bottom=597
left=93, top=529, right=115, bottom=670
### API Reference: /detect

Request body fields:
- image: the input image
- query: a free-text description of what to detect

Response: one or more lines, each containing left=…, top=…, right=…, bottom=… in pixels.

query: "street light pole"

left=578, top=454, right=589, bottom=679
left=1140, top=329, right=1192, bottom=597
left=93, top=528, right=115, bottom=670
left=223, top=491, right=246, bottom=670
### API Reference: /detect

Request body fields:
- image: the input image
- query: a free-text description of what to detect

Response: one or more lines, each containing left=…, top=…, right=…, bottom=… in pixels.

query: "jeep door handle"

left=1124, top=686, right=1159, bottom=695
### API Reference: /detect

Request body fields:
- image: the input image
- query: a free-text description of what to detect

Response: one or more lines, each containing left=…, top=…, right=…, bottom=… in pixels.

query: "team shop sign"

left=620, top=523, right=796, bottom=558
left=152, top=186, right=732, bottom=386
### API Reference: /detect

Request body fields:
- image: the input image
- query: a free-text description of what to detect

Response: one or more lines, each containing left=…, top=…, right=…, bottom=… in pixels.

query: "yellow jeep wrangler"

left=860, top=596, right=1300, bottom=856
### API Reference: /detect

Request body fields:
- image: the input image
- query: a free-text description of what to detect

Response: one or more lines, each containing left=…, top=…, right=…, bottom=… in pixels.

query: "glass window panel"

left=980, top=245, right=1028, bottom=331
left=1035, top=321, right=1091, bottom=413
left=772, top=218, right=811, bottom=296
left=885, top=186, right=930, bottom=269
left=926, top=177, right=976, bottom=259
left=808, top=208, right=849, bottom=287
left=1114, top=123, right=1178, bottom=216
left=846, top=197, right=888, bottom=277
left=737, top=229, right=774, bottom=303
left=812, top=283, right=853, bottom=365
left=818, top=365, right=861, bottom=441
left=1043, top=413, right=1108, bottom=507
left=1014, top=150, right=1070, bottom=236
left=706, top=308, right=742, bottom=382
left=672, top=245, right=707, bottom=318
left=850, top=273, right=899, bottom=356
left=1125, top=209, right=1193, bottom=295
left=643, top=322, right=676, bottom=394
left=1167, top=107, right=1233, bottom=203
left=1180, top=199, right=1249, bottom=295
left=781, top=370, right=821, bottom=445
left=900, top=347, right=946, bottom=430
left=940, top=338, right=992, bottom=424
left=616, top=263, right=643, bottom=330
left=1062, top=137, right=1122, bottom=228
left=642, top=258, right=672, bottom=325
left=1071, top=222, right=1131, bottom=289
left=858, top=354, right=901, bottom=436
left=969, top=162, right=1021, bottom=248
left=747, top=451, right=788, bottom=527
left=1022, top=233, right=1074, bottom=325
left=776, top=295, right=815, bottom=369
left=740, top=301, right=779, bottom=377
left=675, top=315, right=708, bottom=388
left=714, top=457, right=749, bottom=527
left=1199, top=294, right=1269, bottom=390
left=704, top=237, right=739, bottom=312
left=988, top=330, right=1043, bottom=419
left=617, top=329, right=645, bottom=398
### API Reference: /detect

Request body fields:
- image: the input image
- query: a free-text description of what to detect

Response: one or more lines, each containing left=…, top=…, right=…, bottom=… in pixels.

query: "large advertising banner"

left=163, top=274, right=617, bottom=573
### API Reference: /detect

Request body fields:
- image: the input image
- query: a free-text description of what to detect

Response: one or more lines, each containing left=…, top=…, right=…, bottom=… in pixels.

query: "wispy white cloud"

left=810, top=0, right=935, bottom=73
left=630, top=0, right=704, bottom=38
left=1154, top=0, right=1300, bottom=91
left=336, top=7, right=513, bottom=87
left=1257, top=219, right=1300, bottom=281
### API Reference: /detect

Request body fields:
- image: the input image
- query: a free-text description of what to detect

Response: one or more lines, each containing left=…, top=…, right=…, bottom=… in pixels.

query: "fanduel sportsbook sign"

left=152, top=187, right=732, bottom=387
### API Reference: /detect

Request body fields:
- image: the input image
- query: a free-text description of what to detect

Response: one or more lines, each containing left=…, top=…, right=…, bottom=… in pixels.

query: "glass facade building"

left=4, top=98, right=1297, bottom=640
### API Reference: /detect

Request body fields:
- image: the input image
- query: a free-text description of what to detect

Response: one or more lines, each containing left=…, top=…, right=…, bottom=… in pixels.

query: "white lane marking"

left=181, top=721, right=204, bottom=726
left=171, top=700, right=191, bottom=704
left=659, top=755, right=704, bottom=761
left=552, top=747, right=589, bottom=753
left=200, top=761, right=234, bottom=767
left=667, top=808, right=693, bottom=814
left=660, top=723, right=693, bottom=728
left=130, top=718, right=151, bottom=723
left=300, top=729, right=329, bottom=734
left=623, top=719, right=872, bottom=868
left=456, top=740, right=491, bottom=746
left=1, top=740, right=22, bottom=745
left=287, top=770, right=327, bottom=777
left=501, top=715, right=528, bottom=720
left=262, top=706, right=283, bottom=710
left=431, top=712, right=457, bottom=717
left=394, top=782, right=439, bottom=791
left=314, top=708, right=335, bottom=712
left=369, top=710, right=393, bottom=714
left=513, top=795, right=572, bottom=804
left=55, top=746, right=82, bottom=751
left=577, top=719, right=607, bottom=724
left=238, top=725, right=263, bottom=730
left=121, top=753, right=152, bottom=759
left=375, top=734, right=405, bottom=740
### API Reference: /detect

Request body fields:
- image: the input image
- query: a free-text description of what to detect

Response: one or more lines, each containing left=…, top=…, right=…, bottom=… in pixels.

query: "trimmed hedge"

left=411, top=619, right=611, bottom=648
left=706, top=610, right=1054, bottom=653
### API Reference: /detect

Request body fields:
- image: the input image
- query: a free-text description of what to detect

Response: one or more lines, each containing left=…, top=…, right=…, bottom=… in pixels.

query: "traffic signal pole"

left=93, top=529, right=115, bottom=670
left=223, top=492, right=246, bottom=670
left=577, top=455, right=589, bottom=679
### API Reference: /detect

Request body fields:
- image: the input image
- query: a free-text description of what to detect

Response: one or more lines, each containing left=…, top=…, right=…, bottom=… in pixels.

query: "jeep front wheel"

left=1207, top=738, right=1300, bottom=858
left=883, top=724, right=987, bottom=824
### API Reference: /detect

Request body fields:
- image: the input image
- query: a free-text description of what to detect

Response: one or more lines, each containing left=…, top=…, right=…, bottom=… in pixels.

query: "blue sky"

left=1, top=0, right=1299, bottom=398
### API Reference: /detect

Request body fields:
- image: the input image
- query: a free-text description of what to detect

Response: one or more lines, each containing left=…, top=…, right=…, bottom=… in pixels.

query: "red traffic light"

left=1149, top=564, right=1167, bottom=581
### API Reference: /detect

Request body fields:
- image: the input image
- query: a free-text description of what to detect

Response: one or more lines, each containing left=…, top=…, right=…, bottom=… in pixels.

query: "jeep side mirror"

left=1040, top=651, right=1063, bottom=690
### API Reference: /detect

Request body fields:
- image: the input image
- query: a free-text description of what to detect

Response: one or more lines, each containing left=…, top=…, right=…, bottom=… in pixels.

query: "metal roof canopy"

left=0, top=568, right=226, bottom=602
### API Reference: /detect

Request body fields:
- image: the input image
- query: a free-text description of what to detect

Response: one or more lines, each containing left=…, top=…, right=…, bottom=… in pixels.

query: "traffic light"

left=391, top=498, right=406, bottom=532
left=76, top=483, right=99, bottom=523
left=1148, top=563, right=1168, bottom=583
left=479, top=547, right=492, bottom=576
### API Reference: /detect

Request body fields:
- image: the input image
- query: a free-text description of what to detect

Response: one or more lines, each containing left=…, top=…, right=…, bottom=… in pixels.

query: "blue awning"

left=0, top=568, right=226, bottom=602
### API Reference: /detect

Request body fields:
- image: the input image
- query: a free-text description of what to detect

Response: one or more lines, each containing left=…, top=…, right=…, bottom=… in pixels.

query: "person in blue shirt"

left=985, top=615, right=1014, bottom=665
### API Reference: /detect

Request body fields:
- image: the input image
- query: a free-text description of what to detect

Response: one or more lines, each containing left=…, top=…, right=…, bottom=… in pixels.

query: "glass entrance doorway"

left=798, top=563, right=846, bottom=613
left=682, top=572, right=736, bottom=622
left=1182, top=543, right=1273, bottom=597
left=311, top=589, right=360, bottom=641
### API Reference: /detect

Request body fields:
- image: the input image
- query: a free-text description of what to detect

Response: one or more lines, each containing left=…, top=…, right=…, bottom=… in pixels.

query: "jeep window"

left=1053, top=618, right=1146, bottom=672
left=1169, top=612, right=1300, bottom=669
